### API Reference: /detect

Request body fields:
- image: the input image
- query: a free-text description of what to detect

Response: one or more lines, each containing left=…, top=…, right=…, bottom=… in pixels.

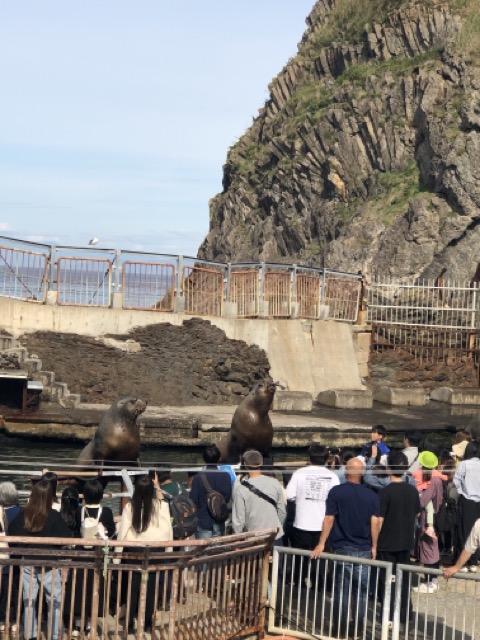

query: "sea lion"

left=218, top=377, right=277, bottom=463
left=77, top=396, right=147, bottom=468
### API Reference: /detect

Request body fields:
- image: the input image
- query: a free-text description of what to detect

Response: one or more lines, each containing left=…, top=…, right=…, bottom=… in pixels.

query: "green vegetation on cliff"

left=200, top=0, right=480, bottom=280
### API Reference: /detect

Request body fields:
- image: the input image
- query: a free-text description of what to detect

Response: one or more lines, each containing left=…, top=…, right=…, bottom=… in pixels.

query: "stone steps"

left=0, top=338, right=81, bottom=409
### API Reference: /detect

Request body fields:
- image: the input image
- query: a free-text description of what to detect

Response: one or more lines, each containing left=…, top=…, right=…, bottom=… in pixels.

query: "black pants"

left=290, top=528, right=321, bottom=586
left=0, top=567, right=20, bottom=625
left=457, top=495, right=480, bottom=565
left=377, top=549, right=411, bottom=624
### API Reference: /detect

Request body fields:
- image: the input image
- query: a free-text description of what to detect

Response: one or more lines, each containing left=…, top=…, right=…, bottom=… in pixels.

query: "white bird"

left=88, top=237, right=99, bottom=246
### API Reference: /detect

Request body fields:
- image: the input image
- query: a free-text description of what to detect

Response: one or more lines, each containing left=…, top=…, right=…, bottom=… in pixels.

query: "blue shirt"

left=326, top=483, right=380, bottom=551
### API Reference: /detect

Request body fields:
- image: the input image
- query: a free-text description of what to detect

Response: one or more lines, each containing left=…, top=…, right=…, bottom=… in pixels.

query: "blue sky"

left=0, top=1, right=313, bottom=257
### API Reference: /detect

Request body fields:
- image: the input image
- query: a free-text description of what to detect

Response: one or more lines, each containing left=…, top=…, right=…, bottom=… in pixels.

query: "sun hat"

left=418, top=451, right=438, bottom=469
left=242, top=449, right=264, bottom=468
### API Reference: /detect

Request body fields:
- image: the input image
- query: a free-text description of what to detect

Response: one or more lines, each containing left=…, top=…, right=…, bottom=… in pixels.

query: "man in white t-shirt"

left=286, top=444, right=339, bottom=585
left=444, top=517, right=480, bottom=577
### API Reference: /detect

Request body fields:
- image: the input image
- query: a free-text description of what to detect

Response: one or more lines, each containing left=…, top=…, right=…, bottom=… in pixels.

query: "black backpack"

left=162, top=483, right=198, bottom=540
left=434, top=485, right=458, bottom=534
left=200, top=473, right=229, bottom=523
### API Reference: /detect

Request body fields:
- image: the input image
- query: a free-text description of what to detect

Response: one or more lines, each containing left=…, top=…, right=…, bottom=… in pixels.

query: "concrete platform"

left=316, top=389, right=373, bottom=409
left=374, top=387, right=427, bottom=406
left=430, top=387, right=480, bottom=406
left=272, top=390, right=313, bottom=412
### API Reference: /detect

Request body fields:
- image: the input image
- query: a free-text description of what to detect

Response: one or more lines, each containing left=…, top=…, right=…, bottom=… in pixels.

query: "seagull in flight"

left=88, top=237, right=99, bottom=246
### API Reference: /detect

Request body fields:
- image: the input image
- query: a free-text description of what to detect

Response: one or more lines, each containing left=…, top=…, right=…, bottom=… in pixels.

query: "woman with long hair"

left=117, top=473, right=173, bottom=632
left=41, top=472, right=61, bottom=511
left=60, top=487, right=80, bottom=536
left=8, top=480, right=71, bottom=640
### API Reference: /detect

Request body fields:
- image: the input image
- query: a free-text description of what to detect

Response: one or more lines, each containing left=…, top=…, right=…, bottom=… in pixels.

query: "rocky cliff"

left=199, top=0, right=480, bottom=281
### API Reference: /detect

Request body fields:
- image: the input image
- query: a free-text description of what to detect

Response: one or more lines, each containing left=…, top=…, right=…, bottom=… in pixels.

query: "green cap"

left=418, top=451, right=438, bottom=470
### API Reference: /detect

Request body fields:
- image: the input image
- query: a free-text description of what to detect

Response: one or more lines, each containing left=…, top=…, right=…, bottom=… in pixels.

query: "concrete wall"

left=0, top=299, right=367, bottom=396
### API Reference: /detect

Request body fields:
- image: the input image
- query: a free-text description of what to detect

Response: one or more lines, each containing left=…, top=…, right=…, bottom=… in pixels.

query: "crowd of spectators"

left=1, top=426, right=480, bottom=638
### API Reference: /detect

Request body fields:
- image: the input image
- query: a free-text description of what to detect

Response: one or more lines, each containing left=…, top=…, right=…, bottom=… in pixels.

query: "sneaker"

left=468, top=565, right=478, bottom=573
left=459, top=567, right=469, bottom=573
left=71, top=628, right=81, bottom=639
left=412, top=582, right=438, bottom=594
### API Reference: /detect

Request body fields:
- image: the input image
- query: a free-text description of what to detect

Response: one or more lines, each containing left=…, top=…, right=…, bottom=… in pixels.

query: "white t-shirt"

left=465, top=518, right=480, bottom=555
left=286, top=465, right=340, bottom=531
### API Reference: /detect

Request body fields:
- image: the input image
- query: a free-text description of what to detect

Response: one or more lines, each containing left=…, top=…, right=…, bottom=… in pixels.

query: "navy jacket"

left=190, top=466, right=232, bottom=530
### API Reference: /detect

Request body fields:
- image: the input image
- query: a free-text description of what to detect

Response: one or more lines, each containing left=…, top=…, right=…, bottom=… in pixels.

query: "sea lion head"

left=250, top=377, right=277, bottom=410
left=115, top=396, right=147, bottom=422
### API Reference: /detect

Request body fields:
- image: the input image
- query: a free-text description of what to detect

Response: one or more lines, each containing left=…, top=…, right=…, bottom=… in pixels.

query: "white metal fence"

left=269, top=548, right=480, bottom=640
left=393, top=565, right=480, bottom=640
left=269, top=547, right=393, bottom=640
left=367, top=277, right=480, bottom=330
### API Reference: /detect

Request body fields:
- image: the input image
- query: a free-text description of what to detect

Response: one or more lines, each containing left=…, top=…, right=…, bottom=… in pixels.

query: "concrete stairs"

left=0, top=335, right=81, bottom=409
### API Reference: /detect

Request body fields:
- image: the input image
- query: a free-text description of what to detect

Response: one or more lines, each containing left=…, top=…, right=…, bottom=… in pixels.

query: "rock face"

left=20, top=319, right=270, bottom=406
left=199, top=0, right=480, bottom=281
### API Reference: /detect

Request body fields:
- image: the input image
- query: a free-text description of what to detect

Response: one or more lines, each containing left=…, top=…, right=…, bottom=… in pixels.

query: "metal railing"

left=269, top=548, right=480, bottom=640
left=269, top=547, right=393, bottom=640
left=0, top=244, right=48, bottom=303
left=392, top=564, right=480, bottom=640
left=1, top=529, right=275, bottom=640
left=0, top=236, right=362, bottom=322
left=367, top=277, right=480, bottom=330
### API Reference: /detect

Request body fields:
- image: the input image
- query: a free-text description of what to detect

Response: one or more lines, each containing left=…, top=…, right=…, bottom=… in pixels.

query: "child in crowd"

left=360, top=425, right=389, bottom=461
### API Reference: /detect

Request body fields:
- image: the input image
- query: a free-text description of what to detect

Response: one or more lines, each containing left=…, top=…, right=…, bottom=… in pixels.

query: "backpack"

left=200, top=473, right=229, bottom=523
left=81, top=506, right=103, bottom=546
left=162, top=483, right=198, bottom=540
left=434, top=487, right=458, bottom=534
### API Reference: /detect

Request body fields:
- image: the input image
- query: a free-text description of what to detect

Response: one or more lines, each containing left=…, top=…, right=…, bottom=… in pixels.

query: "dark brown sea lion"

left=77, top=396, right=147, bottom=468
left=218, top=377, right=277, bottom=463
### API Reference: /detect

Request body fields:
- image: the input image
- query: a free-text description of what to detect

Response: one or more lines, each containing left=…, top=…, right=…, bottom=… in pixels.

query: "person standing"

left=286, top=444, right=339, bottom=586
left=0, top=482, right=21, bottom=634
left=376, top=452, right=421, bottom=624
left=117, top=474, right=173, bottom=632
left=232, top=449, right=286, bottom=543
left=443, top=517, right=480, bottom=577
left=453, top=440, right=480, bottom=572
left=311, top=458, right=379, bottom=637
left=402, top=430, right=422, bottom=473
left=190, top=445, right=232, bottom=538
left=9, top=480, right=72, bottom=640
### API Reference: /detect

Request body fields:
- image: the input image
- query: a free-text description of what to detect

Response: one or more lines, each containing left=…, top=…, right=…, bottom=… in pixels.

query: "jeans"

left=196, top=522, right=225, bottom=539
left=23, top=566, right=62, bottom=640
left=332, top=547, right=370, bottom=634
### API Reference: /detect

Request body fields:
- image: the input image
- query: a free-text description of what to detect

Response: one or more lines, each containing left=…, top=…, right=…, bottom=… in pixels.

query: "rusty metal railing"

left=0, top=236, right=364, bottom=322
left=183, top=266, right=225, bottom=317
left=122, top=261, right=175, bottom=311
left=56, top=257, right=112, bottom=307
left=0, top=245, right=49, bottom=303
left=264, top=271, right=292, bottom=318
left=1, top=530, right=275, bottom=640
left=295, top=272, right=321, bottom=319
left=229, top=270, right=259, bottom=317
left=324, top=273, right=361, bottom=322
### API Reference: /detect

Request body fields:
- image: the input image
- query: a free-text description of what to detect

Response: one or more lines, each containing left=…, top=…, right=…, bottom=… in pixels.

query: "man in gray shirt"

left=232, top=449, right=286, bottom=542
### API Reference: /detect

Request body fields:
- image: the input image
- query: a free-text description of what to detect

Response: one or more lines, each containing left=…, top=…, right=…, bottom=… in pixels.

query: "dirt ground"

left=19, top=318, right=270, bottom=406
